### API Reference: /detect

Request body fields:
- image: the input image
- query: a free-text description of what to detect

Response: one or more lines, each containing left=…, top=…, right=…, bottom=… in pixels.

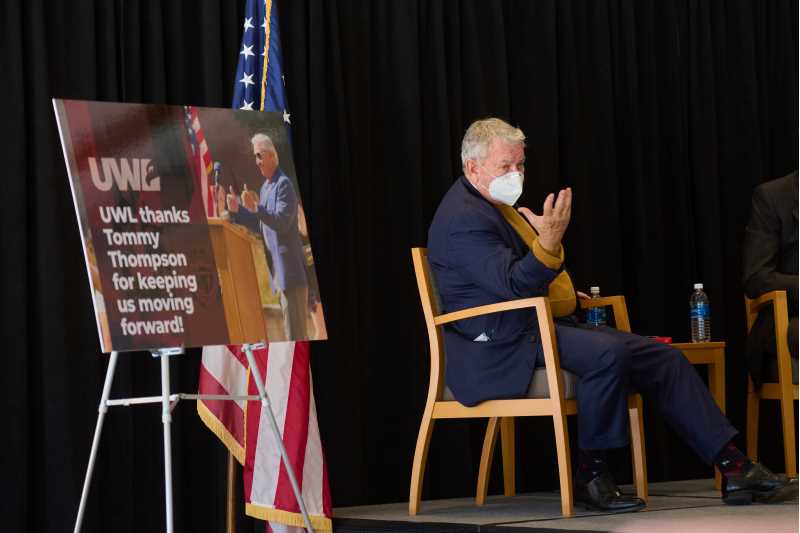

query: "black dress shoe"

left=722, top=462, right=798, bottom=505
left=574, top=471, right=646, bottom=513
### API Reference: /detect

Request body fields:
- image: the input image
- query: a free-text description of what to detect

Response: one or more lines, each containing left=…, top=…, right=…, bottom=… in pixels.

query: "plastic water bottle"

left=689, top=283, right=711, bottom=343
left=587, top=286, right=607, bottom=328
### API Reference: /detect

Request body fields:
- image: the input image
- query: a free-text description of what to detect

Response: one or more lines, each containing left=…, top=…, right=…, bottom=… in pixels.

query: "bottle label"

left=587, top=307, right=607, bottom=325
left=690, top=303, right=709, bottom=318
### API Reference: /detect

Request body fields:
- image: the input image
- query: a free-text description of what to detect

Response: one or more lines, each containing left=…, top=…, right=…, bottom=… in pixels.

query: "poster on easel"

left=54, top=99, right=327, bottom=353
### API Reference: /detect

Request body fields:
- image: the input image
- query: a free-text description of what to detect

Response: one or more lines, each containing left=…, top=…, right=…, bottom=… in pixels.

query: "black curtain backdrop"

left=1, top=1, right=797, bottom=532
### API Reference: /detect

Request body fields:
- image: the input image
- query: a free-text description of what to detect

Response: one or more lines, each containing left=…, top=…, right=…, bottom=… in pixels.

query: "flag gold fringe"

left=196, top=400, right=246, bottom=465
left=259, top=0, right=273, bottom=110
left=246, top=503, right=332, bottom=531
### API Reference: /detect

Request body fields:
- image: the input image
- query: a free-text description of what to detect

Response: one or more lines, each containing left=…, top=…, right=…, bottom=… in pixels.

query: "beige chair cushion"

left=442, top=368, right=578, bottom=401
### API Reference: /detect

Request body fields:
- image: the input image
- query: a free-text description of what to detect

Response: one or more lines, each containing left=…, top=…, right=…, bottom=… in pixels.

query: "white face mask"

left=487, top=171, right=524, bottom=206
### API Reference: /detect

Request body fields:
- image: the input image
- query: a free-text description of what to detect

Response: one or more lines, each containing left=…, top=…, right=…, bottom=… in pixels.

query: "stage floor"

left=333, top=479, right=798, bottom=532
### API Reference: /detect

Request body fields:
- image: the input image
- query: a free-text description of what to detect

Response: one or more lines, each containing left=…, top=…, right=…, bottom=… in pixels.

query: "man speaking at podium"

left=227, top=133, right=308, bottom=340
left=427, top=118, right=794, bottom=511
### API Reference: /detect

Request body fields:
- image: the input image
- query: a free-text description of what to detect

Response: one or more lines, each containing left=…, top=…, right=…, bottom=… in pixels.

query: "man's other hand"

left=213, top=185, right=226, bottom=216
left=242, top=187, right=258, bottom=212
left=518, top=187, right=572, bottom=254
left=226, top=186, right=240, bottom=213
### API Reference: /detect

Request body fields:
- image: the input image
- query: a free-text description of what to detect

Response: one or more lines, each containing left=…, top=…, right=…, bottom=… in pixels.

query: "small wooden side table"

left=671, top=341, right=726, bottom=490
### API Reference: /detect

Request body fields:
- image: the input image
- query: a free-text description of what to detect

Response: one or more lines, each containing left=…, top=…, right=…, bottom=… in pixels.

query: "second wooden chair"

left=745, top=290, right=798, bottom=478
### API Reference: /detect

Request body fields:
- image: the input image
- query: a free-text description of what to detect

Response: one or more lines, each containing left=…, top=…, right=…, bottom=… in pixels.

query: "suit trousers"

left=535, top=320, right=737, bottom=464
left=280, top=286, right=309, bottom=340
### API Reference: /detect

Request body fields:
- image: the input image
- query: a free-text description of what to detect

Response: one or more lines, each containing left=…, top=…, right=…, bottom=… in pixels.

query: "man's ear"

left=464, top=159, right=477, bottom=179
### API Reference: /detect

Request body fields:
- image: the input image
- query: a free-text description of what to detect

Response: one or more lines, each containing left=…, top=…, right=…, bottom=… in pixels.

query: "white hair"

left=251, top=133, right=279, bottom=162
left=460, top=118, right=526, bottom=169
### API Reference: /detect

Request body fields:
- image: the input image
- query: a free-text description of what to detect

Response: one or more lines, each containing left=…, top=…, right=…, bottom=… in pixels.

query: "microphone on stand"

left=213, top=161, right=222, bottom=187
left=212, top=161, right=223, bottom=216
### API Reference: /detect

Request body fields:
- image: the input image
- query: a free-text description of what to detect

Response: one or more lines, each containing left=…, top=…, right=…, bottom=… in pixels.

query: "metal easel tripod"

left=73, top=344, right=314, bottom=533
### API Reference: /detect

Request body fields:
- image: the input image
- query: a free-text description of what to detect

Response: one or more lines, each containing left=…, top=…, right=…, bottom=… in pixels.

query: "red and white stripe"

left=244, top=342, right=332, bottom=531
left=188, top=106, right=215, bottom=217
left=197, top=345, right=250, bottom=461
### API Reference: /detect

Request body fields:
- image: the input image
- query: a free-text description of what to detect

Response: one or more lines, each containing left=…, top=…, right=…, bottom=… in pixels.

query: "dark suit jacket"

left=231, top=168, right=307, bottom=292
left=427, top=177, right=563, bottom=406
left=742, top=171, right=799, bottom=384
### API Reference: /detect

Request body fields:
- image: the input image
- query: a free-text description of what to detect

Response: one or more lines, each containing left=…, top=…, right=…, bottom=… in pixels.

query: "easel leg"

left=158, top=350, right=175, bottom=533
left=242, top=344, right=314, bottom=532
left=74, top=351, right=119, bottom=533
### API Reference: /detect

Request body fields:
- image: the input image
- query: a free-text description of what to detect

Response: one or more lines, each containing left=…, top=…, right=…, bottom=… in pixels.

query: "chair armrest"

left=434, top=295, right=570, bottom=403
left=748, top=290, right=788, bottom=315
left=748, top=291, right=794, bottom=389
left=433, top=297, right=549, bottom=326
left=578, top=296, right=623, bottom=310
left=577, top=295, right=632, bottom=333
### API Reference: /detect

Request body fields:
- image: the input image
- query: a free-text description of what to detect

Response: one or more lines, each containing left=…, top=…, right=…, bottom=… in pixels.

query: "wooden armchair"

left=409, top=248, right=647, bottom=518
left=745, top=290, right=798, bottom=478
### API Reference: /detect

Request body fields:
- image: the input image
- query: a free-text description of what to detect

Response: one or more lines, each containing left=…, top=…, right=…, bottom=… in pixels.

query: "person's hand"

left=214, top=184, right=226, bottom=216
left=517, top=188, right=572, bottom=254
left=226, top=185, right=240, bottom=213
left=577, top=291, right=590, bottom=300
left=241, top=184, right=258, bottom=212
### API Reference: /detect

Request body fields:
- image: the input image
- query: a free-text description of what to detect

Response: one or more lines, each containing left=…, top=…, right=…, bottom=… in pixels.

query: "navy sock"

left=576, top=449, right=609, bottom=482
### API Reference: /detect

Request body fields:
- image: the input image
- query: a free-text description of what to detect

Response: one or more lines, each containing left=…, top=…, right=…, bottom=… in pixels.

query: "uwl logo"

left=87, top=157, right=161, bottom=191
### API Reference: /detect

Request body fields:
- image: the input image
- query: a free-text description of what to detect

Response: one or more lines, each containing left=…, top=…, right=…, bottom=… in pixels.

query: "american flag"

left=197, top=1, right=332, bottom=531
left=183, top=106, right=216, bottom=218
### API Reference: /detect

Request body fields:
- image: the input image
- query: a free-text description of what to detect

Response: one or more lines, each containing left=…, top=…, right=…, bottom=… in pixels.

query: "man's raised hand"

left=517, top=187, right=572, bottom=254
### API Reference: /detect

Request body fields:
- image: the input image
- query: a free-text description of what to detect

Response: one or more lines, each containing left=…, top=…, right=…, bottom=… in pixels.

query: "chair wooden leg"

left=476, top=417, right=500, bottom=506
left=552, top=412, right=573, bottom=517
left=773, top=292, right=797, bottom=477
left=628, top=394, right=648, bottom=501
left=500, top=417, right=516, bottom=496
left=746, top=377, right=760, bottom=462
left=409, top=412, right=435, bottom=515
left=708, top=357, right=726, bottom=490
left=779, top=391, right=797, bottom=478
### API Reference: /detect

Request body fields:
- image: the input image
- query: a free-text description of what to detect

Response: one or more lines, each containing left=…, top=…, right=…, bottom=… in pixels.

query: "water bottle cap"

left=590, top=286, right=600, bottom=294
left=694, top=283, right=703, bottom=290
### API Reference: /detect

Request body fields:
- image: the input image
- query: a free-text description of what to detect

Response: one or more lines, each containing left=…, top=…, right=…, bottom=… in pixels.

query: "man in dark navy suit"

left=427, top=118, right=794, bottom=510
left=227, top=133, right=308, bottom=340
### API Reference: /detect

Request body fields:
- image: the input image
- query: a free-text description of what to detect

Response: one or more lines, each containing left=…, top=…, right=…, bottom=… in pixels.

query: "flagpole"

left=226, top=452, right=237, bottom=533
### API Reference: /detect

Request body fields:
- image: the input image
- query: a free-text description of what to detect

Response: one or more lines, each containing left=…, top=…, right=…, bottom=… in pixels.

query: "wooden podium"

left=207, top=218, right=273, bottom=344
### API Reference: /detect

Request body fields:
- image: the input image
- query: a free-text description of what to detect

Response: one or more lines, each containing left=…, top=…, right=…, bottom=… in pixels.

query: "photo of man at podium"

left=225, top=133, right=309, bottom=341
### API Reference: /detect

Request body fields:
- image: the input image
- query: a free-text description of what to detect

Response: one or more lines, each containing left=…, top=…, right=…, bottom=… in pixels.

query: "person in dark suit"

left=227, top=133, right=308, bottom=340
left=743, top=171, right=798, bottom=385
left=427, top=118, right=793, bottom=511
